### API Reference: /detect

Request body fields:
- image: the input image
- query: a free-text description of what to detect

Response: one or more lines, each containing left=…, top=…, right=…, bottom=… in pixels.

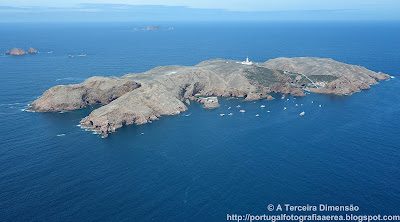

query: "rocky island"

left=28, top=47, right=38, bottom=54
left=9, top=48, right=27, bottom=56
left=146, top=25, right=163, bottom=31
left=134, top=26, right=174, bottom=31
left=4, top=47, right=38, bottom=55
left=28, top=57, right=390, bottom=137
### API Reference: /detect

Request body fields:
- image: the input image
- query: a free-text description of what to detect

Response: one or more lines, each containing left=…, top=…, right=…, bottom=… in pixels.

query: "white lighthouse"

left=241, top=56, right=253, bottom=65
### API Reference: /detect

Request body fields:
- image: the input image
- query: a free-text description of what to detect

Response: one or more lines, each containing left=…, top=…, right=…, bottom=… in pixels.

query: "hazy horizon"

left=0, top=0, right=399, bottom=22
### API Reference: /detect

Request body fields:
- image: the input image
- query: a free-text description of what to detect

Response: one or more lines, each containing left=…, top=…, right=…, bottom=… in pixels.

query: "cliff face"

left=28, top=77, right=141, bottom=112
left=29, top=58, right=390, bottom=136
left=80, top=84, right=187, bottom=135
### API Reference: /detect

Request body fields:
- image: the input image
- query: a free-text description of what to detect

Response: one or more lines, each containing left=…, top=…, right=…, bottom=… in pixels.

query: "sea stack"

left=10, top=48, right=27, bottom=56
left=201, top=97, right=220, bottom=109
left=28, top=47, right=38, bottom=54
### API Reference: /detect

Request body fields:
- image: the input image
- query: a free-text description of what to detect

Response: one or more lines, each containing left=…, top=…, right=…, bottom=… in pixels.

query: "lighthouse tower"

left=241, top=56, right=253, bottom=65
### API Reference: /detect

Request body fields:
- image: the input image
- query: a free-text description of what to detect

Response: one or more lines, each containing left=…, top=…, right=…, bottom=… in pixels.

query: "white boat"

left=300, top=111, right=305, bottom=116
left=236, top=105, right=241, bottom=108
left=79, top=53, right=86, bottom=56
left=48, top=51, right=53, bottom=54
left=283, top=107, right=286, bottom=110
left=260, top=105, right=265, bottom=108
left=239, top=110, right=246, bottom=113
left=228, top=113, right=233, bottom=116
left=295, top=104, right=298, bottom=106
left=319, top=105, right=322, bottom=107
left=255, top=114, right=259, bottom=117
left=228, top=107, right=231, bottom=109
left=220, top=114, right=225, bottom=116
left=267, top=110, right=270, bottom=113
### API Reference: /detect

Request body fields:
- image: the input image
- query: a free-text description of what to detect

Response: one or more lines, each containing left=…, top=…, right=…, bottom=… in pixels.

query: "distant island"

left=28, top=57, right=390, bottom=137
left=133, top=26, right=174, bottom=31
left=4, top=47, right=38, bottom=56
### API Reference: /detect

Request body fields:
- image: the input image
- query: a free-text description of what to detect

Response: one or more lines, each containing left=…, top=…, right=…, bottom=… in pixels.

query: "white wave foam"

left=56, top=77, right=84, bottom=82
left=0, top=102, right=24, bottom=107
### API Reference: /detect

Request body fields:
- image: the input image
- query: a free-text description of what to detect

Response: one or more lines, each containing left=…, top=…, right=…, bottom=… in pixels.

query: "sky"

left=0, top=0, right=399, bottom=22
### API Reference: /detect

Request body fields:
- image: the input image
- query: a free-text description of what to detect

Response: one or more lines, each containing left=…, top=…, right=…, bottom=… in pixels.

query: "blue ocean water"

left=0, top=22, right=399, bottom=221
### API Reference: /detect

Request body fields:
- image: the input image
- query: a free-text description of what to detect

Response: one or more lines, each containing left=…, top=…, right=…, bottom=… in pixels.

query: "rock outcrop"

left=10, top=48, right=27, bottom=56
left=28, top=47, right=38, bottom=54
left=5, top=50, right=10, bottom=55
left=29, top=57, right=390, bottom=136
left=244, top=93, right=274, bottom=101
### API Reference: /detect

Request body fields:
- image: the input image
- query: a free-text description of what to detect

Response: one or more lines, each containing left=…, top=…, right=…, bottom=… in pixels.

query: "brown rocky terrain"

left=28, top=47, right=38, bottom=54
left=10, top=48, right=27, bottom=56
left=28, top=77, right=141, bottom=112
left=264, top=57, right=390, bottom=95
left=4, top=47, right=39, bottom=55
left=29, top=57, right=390, bottom=137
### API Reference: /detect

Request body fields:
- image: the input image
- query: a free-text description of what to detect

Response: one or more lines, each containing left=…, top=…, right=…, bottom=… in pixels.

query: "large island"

left=28, top=57, right=390, bottom=137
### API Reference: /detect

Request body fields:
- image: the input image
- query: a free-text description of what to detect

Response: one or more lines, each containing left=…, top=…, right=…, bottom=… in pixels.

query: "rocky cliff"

left=29, top=57, right=390, bottom=137
left=28, top=77, right=141, bottom=112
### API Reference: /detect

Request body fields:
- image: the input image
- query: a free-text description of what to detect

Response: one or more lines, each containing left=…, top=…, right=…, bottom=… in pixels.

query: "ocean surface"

left=0, top=22, right=399, bottom=221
